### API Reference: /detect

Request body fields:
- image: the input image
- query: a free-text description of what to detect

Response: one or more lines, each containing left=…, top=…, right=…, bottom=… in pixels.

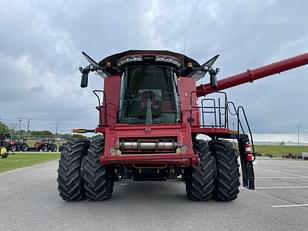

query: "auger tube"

left=196, top=52, right=308, bottom=97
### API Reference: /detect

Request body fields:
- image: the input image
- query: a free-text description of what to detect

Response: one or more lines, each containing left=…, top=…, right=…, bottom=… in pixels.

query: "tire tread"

left=210, top=140, right=240, bottom=201
left=57, top=139, right=89, bottom=201
left=185, top=140, right=215, bottom=201
left=84, top=138, right=113, bottom=201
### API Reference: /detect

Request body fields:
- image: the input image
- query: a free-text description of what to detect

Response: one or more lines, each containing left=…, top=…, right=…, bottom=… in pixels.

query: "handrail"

left=93, top=90, right=108, bottom=126
left=237, top=106, right=255, bottom=159
left=201, top=98, right=216, bottom=127
left=226, top=101, right=245, bottom=133
left=189, top=91, right=256, bottom=160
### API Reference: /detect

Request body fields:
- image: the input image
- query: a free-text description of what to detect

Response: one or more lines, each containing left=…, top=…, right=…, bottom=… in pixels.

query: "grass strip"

left=0, top=152, right=60, bottom=173
left=254, top=144, right=308, bottom=157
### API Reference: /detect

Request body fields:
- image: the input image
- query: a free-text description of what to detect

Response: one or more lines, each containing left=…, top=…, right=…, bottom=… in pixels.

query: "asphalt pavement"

left=0, top=158, right=307, bottom=231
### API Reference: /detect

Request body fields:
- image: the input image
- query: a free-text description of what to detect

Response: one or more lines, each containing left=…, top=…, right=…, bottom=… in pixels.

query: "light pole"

left=297, top=126, right=300, bottom=159
left=18, top=118, right=22, bottom=140
left=55, top=122, right=59, bottom=139
left=26, top=119, right=31, bottom=133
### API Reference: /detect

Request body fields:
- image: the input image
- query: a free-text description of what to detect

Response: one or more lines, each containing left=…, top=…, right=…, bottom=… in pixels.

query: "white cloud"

left=0, top=52, right=75, bottom=97
left=0, top=0, right=308, bottom=137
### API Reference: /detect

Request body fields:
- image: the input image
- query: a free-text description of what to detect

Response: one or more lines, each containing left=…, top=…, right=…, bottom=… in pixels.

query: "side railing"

left=93, top=90, right=108, bottom=127
left=227, top=102, right=255, bottom=157
left=200, top=92, right=228, bottom=128
left=189, top=91, right=255, bottom=157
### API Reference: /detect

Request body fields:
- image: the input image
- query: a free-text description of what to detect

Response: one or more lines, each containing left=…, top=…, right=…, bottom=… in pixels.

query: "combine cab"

left=57, top=50, right=308, bottom=201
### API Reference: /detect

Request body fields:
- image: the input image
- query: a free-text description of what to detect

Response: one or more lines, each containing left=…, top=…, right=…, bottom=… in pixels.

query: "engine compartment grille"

left=119, top=137, right=178, bottom=154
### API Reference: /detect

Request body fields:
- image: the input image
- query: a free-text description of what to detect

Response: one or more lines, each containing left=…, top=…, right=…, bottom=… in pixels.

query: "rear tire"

left=57, top=139, right=89, bottom=201
left=42, top=145, right=48, bottom=152
left=50, top=144, right=57, bottom=152
left=185, top=140, right=215, bottom=201
left=210, top=140, right=240, bottom=201
left=84, top=138, right=114, bottom=201
left=10, top=145, right=17, bottom=152
left=20, top=143, right=28, bottom=152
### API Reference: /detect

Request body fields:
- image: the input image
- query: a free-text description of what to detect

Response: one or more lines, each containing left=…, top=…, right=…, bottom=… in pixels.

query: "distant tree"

left=31, top=130, right=53, bottom=137
left=279, top=141, right=285, bottom=145
left=72, top=134, right=86, bottom=139
left=0, top=121, right=10, bottom=133
left=59, top=133, right=86, bottom=139
left=61, top=134, right=73, bottom=140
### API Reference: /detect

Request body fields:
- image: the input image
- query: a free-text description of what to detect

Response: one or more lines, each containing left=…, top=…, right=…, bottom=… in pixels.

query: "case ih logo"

left=144, top=128, right=152, bottom=134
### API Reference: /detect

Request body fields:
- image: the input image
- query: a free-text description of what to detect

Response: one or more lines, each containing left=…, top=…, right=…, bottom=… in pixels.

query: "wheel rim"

left=22, top=145, right=28, bottom=151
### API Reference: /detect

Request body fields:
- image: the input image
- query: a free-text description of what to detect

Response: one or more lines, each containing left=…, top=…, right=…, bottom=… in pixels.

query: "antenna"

left=182, top=39, right=187, bottom=67
left=81, top=51, right=101, bottom=69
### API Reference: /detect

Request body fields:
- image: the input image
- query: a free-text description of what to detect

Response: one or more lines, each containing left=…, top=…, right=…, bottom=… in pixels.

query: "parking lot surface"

left=0, top=158, right=307, bottom=231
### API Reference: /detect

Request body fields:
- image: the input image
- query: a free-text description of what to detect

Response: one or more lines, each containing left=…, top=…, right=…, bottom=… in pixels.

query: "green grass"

left=0, top=152, right=60, bottom=173
left=254, top=144, right=308, bottom=157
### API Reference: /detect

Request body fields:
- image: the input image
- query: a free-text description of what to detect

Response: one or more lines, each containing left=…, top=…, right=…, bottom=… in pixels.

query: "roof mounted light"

left=116, top=54, right=182, bottom=67
left=117, top=56, right=143, bottom=66
left=155, top=55, right=182, bottom=67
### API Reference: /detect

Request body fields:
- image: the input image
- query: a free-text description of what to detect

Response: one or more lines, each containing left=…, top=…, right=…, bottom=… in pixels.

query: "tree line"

left=0, top=121, right=84, bottom=139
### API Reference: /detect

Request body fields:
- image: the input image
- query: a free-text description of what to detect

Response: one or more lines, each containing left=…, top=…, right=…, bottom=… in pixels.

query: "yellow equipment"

left=0, top=146, right=9, bottom=158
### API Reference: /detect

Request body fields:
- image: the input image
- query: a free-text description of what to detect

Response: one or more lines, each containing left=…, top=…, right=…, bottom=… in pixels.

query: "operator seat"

left=138, top=90, right=160, bottom=118
left=139, top=90, right=159, bottom=110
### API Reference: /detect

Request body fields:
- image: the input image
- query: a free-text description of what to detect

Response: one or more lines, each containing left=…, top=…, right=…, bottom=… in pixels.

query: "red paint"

left=99, top=153, right=199, bottom=166
left=102, top=124, right=195, bottom=166
left=178, top=77, right=199, bottom=126
left=101, top=75, right=121, bottom=126
left=191, top=127, right=236, bottom=134
left=92, top=51, right=308, bottom=167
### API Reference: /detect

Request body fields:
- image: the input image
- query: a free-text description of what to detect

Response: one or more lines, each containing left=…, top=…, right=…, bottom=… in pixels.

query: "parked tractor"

left=7, top=140, right=18, bottom=152
left=6, top=139, right=28, bottom=152
left=57, top=50, right=308, bottom=201
left=34, top=139, right=57, bottom=152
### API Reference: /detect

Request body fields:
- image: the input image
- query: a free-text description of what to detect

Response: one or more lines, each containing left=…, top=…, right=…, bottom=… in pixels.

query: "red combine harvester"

left=57, top=50, right=308, bottom=201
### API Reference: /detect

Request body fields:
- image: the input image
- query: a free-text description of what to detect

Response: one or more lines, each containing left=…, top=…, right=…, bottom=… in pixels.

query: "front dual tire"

left=58, top=138, right=240, bottom=202
left=83, top=139, right=114, bottom=200
left=57, top=139, right=89, bottom=201
left=57, top=138, right=113, bottom=201
left=185, top=140, right=215, bottom=201
left=185, top=140, right=240, bottom=201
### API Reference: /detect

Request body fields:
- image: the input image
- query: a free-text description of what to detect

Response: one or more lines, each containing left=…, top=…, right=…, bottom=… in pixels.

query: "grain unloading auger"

left=57, top=50, right=308, bottom=201
left=197, top=52, right=308, bottom=95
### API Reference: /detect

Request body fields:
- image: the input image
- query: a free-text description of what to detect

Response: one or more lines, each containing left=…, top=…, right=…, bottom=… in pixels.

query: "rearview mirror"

left=80, top=66, right=90, bottom=88
left=81, top=72, right=88, bottom=88
left=210, top=74, right=217, bottom=88
left=209, top=68, right=219, bottom=88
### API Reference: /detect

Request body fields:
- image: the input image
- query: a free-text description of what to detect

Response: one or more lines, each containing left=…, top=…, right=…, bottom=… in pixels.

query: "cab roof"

left=98, top=50, right=201, bottom=69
